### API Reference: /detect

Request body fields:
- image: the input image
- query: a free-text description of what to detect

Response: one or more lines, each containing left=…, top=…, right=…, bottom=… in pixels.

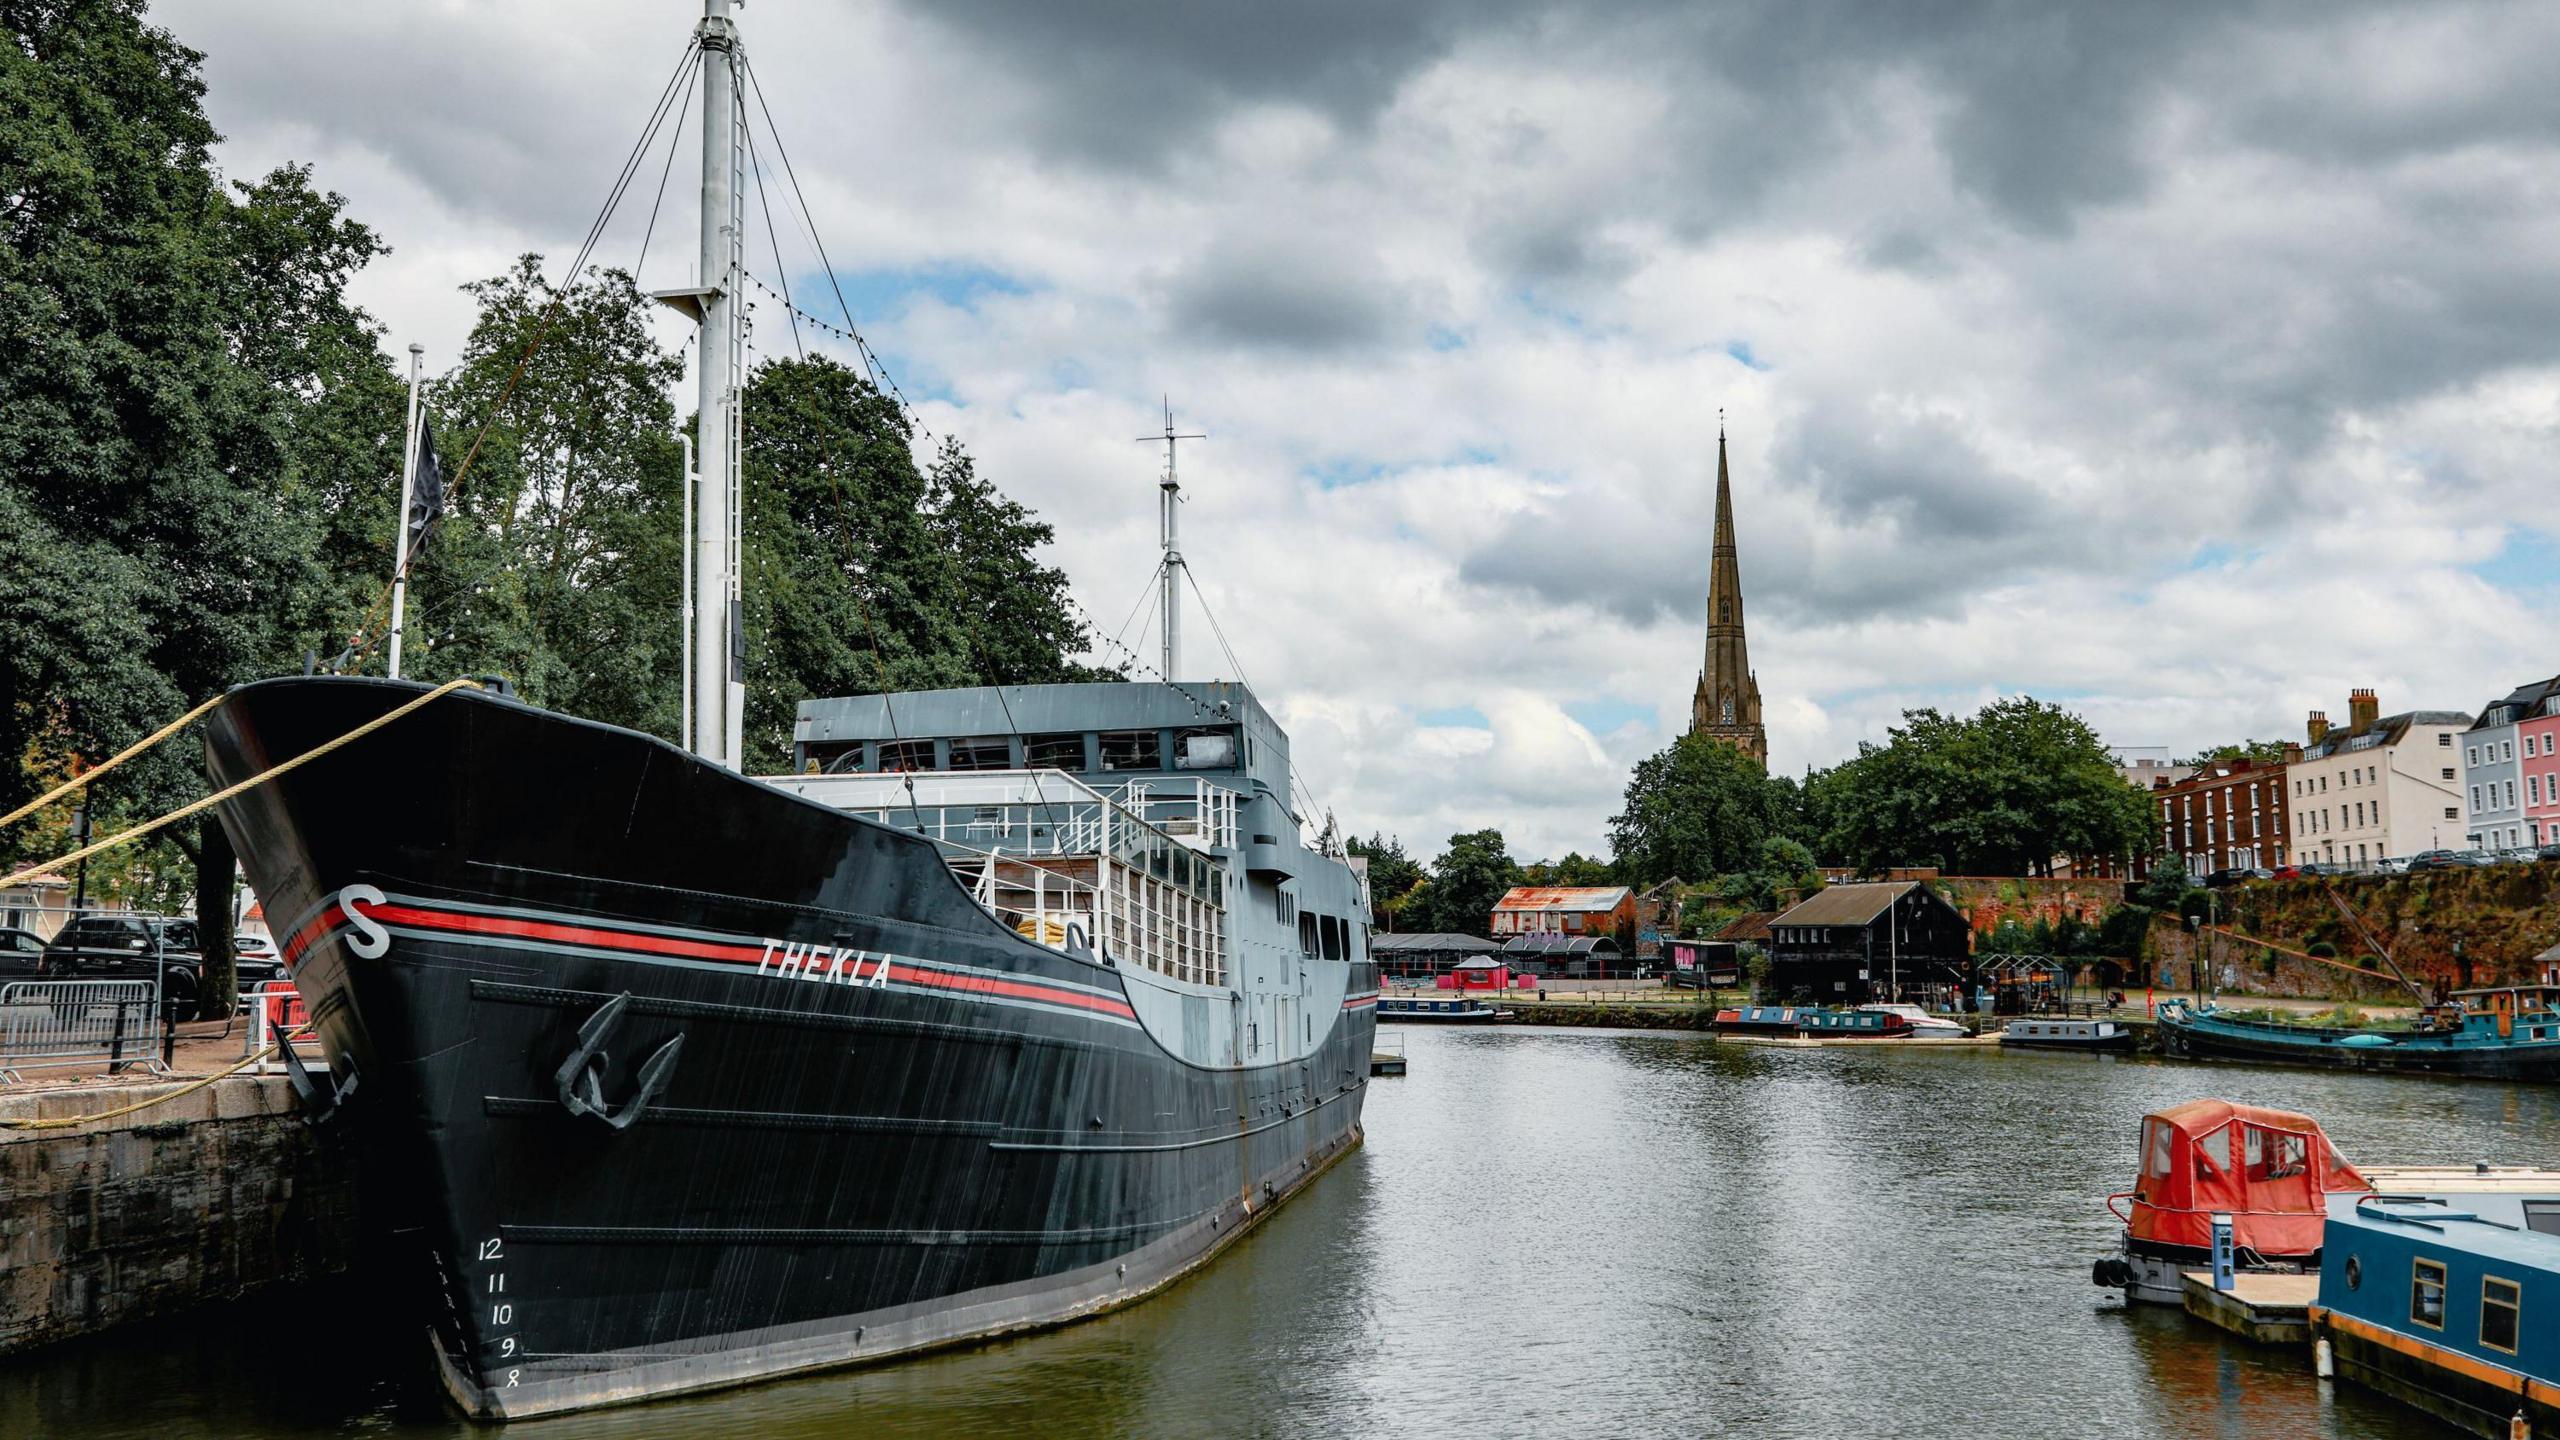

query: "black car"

left=39, top=914, right=213, bottom=1018
left=2538, top=842, right=2560, bottom=864
left=2202, top=867, right=2262, bottom=888
left=0, top=925, right=46, bottom=980
left=2406, top=849, right=2459, bottom=873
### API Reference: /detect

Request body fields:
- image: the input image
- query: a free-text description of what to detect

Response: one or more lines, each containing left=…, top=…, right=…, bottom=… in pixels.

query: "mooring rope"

left=0, top=693, right=229, bottom=832
left=0, top=677, right=483, bottom=891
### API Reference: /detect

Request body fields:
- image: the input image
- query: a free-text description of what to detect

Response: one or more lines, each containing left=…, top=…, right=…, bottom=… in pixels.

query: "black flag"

left=405, top=416, right=447, bottom=558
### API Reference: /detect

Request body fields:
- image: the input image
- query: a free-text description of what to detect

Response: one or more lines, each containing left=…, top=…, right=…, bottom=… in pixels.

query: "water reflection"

left=11, top=1026, right=2528, bottom=1437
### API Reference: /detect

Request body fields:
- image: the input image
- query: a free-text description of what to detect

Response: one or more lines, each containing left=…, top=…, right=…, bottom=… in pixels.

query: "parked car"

left=2269, top=864, right=2303, bottom=881
left=2538, top=842, right=2560, bottom=864
left=0, top=925, right=46, bottom=980
left=2496, top=847, right=2541, bottom=866
left=2202, top=867, right=2256, bottom=888
left=2370, top=856, right=2409, bottom=875
left=38, top=914, right=212, bottom=1019
left=230, top=933, right=285, bottom=1001
left=2406, top=850, right=2459, bottom=873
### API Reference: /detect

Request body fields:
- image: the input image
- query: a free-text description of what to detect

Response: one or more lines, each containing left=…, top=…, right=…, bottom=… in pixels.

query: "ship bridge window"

left=2526, top=1201, right=2560, bottom=1237
left=1025, top=732, right=1086, bottom=770
left=949, top=736, right=1012, bottom=771
left=1099, top=730, right=1161, bottom=771
left=878, top=739, right=935, bottom=773
left=1299, top=913, right=1318, bottom=957
left=1173, top=726, right=1238, bottom=771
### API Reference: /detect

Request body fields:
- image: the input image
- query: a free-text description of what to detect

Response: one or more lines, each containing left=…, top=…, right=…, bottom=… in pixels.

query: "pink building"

left=2524, top=698, right=2560, bottom=847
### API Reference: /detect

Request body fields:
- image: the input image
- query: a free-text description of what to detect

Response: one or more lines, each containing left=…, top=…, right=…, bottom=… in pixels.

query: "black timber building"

left=1765, top=881, right=1972, bottom=1004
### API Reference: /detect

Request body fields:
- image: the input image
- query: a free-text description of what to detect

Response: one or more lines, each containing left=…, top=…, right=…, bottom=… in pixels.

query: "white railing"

left=769, top=768, right=1233, bottom=986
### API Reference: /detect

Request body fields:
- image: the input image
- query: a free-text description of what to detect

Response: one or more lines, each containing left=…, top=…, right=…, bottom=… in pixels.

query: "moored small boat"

left=1859, top=1002, right=1968, bottom=1038
left=1713, top=1004, right=1806, bottom=1034
left=1796, top=1007, right=1913, bottom=1038
left=1377, top=995, right=1505, bottom=1022
left=2313, top=1190, right=2560, bottom=1438
left=2091, top=1100, right=2369, bottom=1304
left=1999, top=1017, right=2137, bottom=1052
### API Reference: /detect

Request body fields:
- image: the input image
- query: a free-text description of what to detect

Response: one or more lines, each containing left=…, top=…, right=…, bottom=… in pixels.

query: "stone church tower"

left=1689, top=427, right=1767, bottom=765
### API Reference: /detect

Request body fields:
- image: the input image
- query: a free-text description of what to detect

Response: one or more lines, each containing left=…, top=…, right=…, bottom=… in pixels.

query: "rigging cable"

left=340, top=36, right=705, bottom=672
left=738, top=53, right=932, bottom=441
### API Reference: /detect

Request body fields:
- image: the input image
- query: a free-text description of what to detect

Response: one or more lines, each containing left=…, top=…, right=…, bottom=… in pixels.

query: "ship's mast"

left=689, top=0, right=744, bottom=766
left=1139, top=398, right=1203, bottom=680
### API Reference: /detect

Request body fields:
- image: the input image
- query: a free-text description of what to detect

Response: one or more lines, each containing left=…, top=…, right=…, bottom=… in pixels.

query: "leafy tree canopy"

left=1347, top=833, right=1425, bottom=927
left=1807, top=697, right=2153, bottom=877
left=1404, top=829, right=1522, bottom=937
left=2178, top=738, right=2292, bottom=767
left=1609, top=732, right=1795, bottom=887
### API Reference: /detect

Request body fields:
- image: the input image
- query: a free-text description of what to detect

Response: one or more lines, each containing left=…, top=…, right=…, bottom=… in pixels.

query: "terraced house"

left=2153, top=755, right=2291, bottom=879
left=2286, top=689, right=2472, bottom=868
left=2464, top=674, right=2560, bottom=851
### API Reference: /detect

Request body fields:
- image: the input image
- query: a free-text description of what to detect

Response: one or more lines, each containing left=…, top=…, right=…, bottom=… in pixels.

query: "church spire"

left=1690, top=421, right=1767, bottom=764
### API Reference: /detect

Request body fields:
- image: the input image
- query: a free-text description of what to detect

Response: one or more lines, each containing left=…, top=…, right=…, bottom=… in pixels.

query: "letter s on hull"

left=341, top=884, right=390, bottom=958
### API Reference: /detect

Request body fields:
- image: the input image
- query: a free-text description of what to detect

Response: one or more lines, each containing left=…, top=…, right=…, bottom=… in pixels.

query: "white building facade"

left=2286, top=690, right=2472, bottom=867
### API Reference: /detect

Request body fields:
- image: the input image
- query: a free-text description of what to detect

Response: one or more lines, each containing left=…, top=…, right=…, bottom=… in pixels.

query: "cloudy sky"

left=164, top=0, right=2560, bottom=862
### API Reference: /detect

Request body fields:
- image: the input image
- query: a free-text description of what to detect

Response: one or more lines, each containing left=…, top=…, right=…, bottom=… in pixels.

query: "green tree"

left=1609, top=732, right=1790, bottom=887
left=2, top=2, right=408, bottom=999
left=1407, top=829, right=1521, bottom=937
left=733, top=357, right=1103, bottom=770
left=1347, top=833, right=1425, bottom=928
left=410, top=258, right=685, bottom=734
left=2177, top=739, right=2291, bottom=767
left=1520, top=851, right=1616, bottom=886
left=1809, top=697, right=2152, bottom=876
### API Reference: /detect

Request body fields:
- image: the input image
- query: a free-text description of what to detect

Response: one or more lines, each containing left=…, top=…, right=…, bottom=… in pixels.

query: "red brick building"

left=2154, top=755, right=2294, bottom=879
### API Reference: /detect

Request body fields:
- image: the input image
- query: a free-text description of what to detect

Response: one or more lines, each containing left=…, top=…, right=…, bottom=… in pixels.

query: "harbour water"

left=13, top=1024, right=2552, bottom=1438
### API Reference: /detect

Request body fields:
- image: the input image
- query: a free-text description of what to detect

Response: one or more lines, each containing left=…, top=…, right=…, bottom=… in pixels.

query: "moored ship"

left=201, top=1, right=1374, bottom=1419
left=2156, top=980, right=2560, bottom=1080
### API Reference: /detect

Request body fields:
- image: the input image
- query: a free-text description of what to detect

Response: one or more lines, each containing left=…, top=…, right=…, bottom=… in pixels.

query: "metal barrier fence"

left=245, top=980, right=324, bottom=1074
left=0, top=979, right=166, bottom=1083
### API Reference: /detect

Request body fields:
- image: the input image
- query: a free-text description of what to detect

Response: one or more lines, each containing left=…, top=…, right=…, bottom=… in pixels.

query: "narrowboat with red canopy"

left=2092, top=1099, right=2369, bottom=1304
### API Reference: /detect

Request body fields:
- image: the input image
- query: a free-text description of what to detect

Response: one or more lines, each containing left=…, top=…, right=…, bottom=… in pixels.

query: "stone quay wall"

left=0, top=1076, right=356, bottom=1356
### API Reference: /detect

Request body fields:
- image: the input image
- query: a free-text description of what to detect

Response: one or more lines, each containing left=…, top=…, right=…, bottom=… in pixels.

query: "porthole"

left=2344, top=1255, right=2362, bottom=1291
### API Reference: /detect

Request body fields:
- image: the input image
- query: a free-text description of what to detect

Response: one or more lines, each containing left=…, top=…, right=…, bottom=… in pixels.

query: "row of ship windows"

left=814, top=726, right=1242, bottom=775
left=2405, top=1260, right=2521, bottom=1355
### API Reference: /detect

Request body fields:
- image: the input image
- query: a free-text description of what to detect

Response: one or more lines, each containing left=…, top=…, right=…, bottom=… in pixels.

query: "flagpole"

left=388, top=342, right=425, bottom=680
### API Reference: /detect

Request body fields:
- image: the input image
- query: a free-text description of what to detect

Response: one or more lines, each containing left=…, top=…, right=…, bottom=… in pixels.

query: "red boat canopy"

left=2121, top=1099, right=2368, bottom=1257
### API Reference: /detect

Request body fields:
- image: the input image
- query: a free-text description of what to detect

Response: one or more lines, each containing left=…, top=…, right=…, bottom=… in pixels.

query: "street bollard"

left=2210, top=1212, right=2235, bottom=1292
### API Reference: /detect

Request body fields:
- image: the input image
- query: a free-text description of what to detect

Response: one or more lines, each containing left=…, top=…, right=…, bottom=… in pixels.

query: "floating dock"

left=2182, top=1270, right=2316, bottom=1345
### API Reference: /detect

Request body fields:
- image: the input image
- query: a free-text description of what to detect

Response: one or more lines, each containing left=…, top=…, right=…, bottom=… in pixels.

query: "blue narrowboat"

left=1795, top=1007, right=1914, bottom=1038
left=1712, top=1005, right=1913, bottom=1038
left=2313, top=1190, right=2560, bottom=1438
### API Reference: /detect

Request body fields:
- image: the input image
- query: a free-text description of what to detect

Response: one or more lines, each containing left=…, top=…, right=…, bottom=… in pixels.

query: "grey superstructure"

left=787, top=680, right=1372, bottom=1069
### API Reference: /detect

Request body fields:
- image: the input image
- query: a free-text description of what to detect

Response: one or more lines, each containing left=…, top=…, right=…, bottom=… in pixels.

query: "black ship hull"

left=204, top=677, right=1374, bottom=1420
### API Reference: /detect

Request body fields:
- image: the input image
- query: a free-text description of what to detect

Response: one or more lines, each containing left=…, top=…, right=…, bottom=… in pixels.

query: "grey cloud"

left=1164, top=235, right=1399, bottom=351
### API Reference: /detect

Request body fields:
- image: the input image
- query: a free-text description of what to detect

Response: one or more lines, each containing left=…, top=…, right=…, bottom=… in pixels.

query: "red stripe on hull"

left=367, top=902, right=1137, bottom=1020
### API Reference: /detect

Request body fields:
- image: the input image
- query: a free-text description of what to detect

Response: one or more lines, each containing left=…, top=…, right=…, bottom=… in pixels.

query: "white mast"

left=1139, top=398, right=1203, bottom=681
left=690, top=0, right=743, bottom=765
left=388, top=341, right=424, bottom=679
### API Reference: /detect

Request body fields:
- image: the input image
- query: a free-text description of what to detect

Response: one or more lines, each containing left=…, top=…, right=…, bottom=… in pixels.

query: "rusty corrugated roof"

left=1492, top=885, right=1633, bottom=912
